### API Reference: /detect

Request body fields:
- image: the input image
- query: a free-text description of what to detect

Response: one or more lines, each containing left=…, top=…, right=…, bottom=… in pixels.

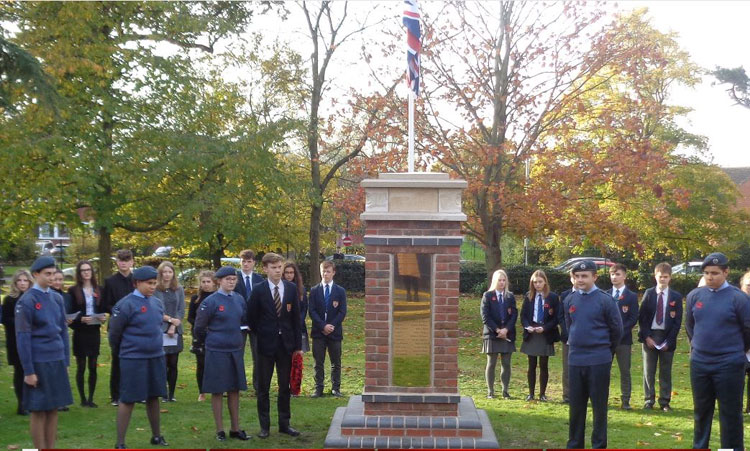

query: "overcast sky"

left=625, top=1, right=750, bottom=168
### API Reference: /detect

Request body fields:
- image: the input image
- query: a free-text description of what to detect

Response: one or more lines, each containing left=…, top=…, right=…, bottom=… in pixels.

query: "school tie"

left=325, top=284, right=331, bottom=309
left=245, top=276, right=252, bottom=299
left=656, top=292, right=664, bottom=325
left=536, top=294, right=544, bottom=323
left=498, top=293, right=506, bottom=323
left=614, top=289, right=620, bottom=300
left=273, top=285, right=282, bottom=317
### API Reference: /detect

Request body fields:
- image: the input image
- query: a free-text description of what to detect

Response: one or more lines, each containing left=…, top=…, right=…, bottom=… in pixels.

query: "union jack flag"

left=403, top=0, right=421, bottom=96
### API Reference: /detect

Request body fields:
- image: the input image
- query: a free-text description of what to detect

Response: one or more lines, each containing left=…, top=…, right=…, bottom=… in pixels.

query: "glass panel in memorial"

left=391, top=253, right=432, bottom=387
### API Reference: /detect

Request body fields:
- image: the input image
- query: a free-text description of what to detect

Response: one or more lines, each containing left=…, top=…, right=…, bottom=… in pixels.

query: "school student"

left=67, top=260, right=105, bottom=407
left=194, top=266, right=252, bottom=441
left=108, top=266, right=169, bottom=449
left=102, top=249, right=135, bottom=406
left=557, top=274, right=576, bottom=404
left=187, top=270, right=216, bottom=402
left=608, top=263, right=639, bottom=410
left=564, top=260, right=623, bottom=449
left=308, top=260, right=347, bottom=398
left=740, top=271, right=750, bottom=414
left=283, top=262, right=310, bottom=353
left=15, top=256, right=74, bottom=449
left=520, top=270, right=559, bottom=401
left=153, top=261, right=185, bottom=402
left=686, top=253, right=750, bottom=451
left=638, top=262, right=682, bottom=412
left=234, top=249, right=264, bottom=393
left=2, top=269, right=33, bottom=415
left=248, top=252, right=302, bottom=438
left=480, top=269, right=517, bottom=399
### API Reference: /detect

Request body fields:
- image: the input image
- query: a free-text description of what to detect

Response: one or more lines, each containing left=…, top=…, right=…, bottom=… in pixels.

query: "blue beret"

left=215, top=266, right=237, bottom=279
left=30, top=256, right=56, bottom=273
left=701, top=252, right=729, bottom=270
left=571, top=260, right=597, bottom=273
left=132, top=266, right=158, bottom=281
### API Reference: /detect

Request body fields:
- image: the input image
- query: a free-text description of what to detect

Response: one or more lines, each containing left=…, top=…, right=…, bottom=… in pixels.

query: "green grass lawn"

left=0, top=294, right=739, bottom=449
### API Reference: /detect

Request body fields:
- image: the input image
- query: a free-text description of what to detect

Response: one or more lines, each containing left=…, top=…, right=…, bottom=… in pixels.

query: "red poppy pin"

left=569, top=305, right=576, bottom=313
left=695, top=301, right=703, bottom=309
left=140, top=306, right=147, bottom=313
left=491, top=296, right=497, bottom=302
left=544, top=303, right=550, bottom=308
left=622, top=305, right=629, bottom=313
left=669, top=301, right=676, bottom=307
left=219, top=305, right=225, bottom=312
left=670, top=311, right=676, bottom=318
left=618, top=294, right=624, bottom=300
left=35, top=302, right=41, bottom=310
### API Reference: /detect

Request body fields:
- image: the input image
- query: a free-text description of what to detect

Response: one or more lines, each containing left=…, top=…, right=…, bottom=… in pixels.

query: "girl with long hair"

left=187, top=270, right=216, bottom=402
left=480, top=269, right=517, bottom=399
left=2, top=269, right=33, bottom=415
left=153, top=261, right=185, bottom=402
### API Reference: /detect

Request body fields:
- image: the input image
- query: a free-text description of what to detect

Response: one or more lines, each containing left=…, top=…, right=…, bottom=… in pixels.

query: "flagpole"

left=408, top=90, right=415, bottom=173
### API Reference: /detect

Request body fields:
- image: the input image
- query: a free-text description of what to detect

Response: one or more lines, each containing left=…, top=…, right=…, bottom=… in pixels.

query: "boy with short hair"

left=234, top=249, right=264, bottom=393
left=308, top=260, right=347, bottom=398
left=564, top=260, right=623, bottom=449
left=638, top=262, right=682, bottom=412
left=609, top=263, right=638, bottom=410
left=686, top=252, right=750, bottom=450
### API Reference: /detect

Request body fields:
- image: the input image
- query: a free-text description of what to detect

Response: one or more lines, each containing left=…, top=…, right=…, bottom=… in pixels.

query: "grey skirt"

left=482, top=338, right=516, bottom=354
left=521, top=332, right=555, bottom=356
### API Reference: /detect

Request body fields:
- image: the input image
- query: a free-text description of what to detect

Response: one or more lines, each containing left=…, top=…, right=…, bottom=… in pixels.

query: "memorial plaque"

left=392, top=253, right=432, bottom=386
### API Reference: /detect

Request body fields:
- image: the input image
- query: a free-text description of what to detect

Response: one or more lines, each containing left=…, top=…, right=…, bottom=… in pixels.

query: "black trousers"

left=691, top=357, right=745, bottom=451
left=12, top=363, right=24, bottom=412
left=256, top=335, right=292, bottom=431
left=195, top=352, right=205, bottom=393
left=243, top=330, right=259, bottom=393
left=313, top=336, right=342, bottom=392
left=110, top=353, right=120, bottom=402
left=568, top=361, right=611, bottom=449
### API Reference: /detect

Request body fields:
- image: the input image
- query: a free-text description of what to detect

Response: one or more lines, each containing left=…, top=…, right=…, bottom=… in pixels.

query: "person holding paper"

left=638, top=262, right=682, bottom=412
left=520, top=270, right=559, bottom=402
left=480, top=269, right=517, bottom=399
left=194, top=266, right=252, bottom=441
left=153, top=261, right=185, bottom=403
left=67, top=260, right=105, bottom=408
left=686, top=252, right=750, bottom=451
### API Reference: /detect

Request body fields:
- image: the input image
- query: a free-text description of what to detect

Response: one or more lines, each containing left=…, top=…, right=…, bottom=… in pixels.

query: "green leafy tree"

left=714, top=66, right=750, bottom=109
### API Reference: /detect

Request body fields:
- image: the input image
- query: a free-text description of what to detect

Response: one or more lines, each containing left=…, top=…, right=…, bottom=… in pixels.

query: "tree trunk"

left=483, top=219, right=502, bottom=282
left=209, top=232, right=224, bottom=270
left=309, top=203, right=322, bottom=286
left=97, top=226, right=112, bottom=283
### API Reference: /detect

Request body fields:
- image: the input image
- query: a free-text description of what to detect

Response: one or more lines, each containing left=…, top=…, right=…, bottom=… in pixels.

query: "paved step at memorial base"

left=324, top=395, right=499, bottom=449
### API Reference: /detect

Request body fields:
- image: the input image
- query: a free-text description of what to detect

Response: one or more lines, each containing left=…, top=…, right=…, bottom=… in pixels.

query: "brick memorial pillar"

left=325, top=173, right=499, bottom=449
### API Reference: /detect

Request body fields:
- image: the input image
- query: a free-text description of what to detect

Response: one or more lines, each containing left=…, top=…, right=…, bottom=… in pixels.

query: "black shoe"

left=279, top=426, right=300, bottom=437
left=662, top=405, right=672, bottom=412
left=150, top=435, right=169, bottom=446
left=58, top=406, right=69, bottom=412
left=310, top=391, right=323, bottom=398
left=331, top=390, right=343, bottom=397
left=17, top=408, right=29, bottom=416
left=502, top=392, right=511, bottom=399
left=486, top=393, right=495, bottom=399
left=216, top=431, right=226, bottom=441
left=88, top=401, right=98, bottom=408
left=562, top=397, right=569, bottom=404
left=111, top=399, right=120, bottom=406
left=169, top=397, right=177, bottom=402
left=622, top=403, right=632, bottom=410
left=258, top=429, right=270, bottom=439
left=539, top=395, right=548, bottom=402
left=230, top=430, right=251, bottom=440
left=81, top=400, right=89, bottom=407
left=114, top=443, right=127, bottom=449
left=643, top=402, right=654, bottom=410
left=525, top=394, right=534, bottom=401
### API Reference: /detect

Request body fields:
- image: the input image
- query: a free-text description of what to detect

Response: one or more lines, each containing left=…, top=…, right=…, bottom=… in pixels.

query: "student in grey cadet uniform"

left=481, top=269, right=517, bottom=399
left=638, top=262, right=682, bottom=412
left=608, top=263, right=639, bottom=410
left=194, top=266, right=252, bottom=442
left=15, top=256, right=73, bottom=449
left=564, top=260, right=623, bottom=449
left=557, top=274, right=576, bottom=403
left=520, top=270, right=559, bottom=402
left=234, top=249, right=264, bottom=393
left=686, top=252, right=750, bottom=451
left=108, top=266, right=169, bottom=449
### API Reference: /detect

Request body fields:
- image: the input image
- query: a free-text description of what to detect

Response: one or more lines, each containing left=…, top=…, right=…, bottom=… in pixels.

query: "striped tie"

left=274, top=285, right=282, bottom=317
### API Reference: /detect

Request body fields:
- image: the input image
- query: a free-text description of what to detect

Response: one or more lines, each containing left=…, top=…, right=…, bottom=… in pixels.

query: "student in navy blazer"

left=608, top=263, right=639, bottom=410
left=309, top=260, right=347, bottom=397
left=234, top=249, right=264, bottom=393
left=247, top=253, right=302, bottom=439
left=519, top=270, right=559, bottom=401
left=480, top=269, right=517, bottom=399
left=638, top=262, right=682, bottom=411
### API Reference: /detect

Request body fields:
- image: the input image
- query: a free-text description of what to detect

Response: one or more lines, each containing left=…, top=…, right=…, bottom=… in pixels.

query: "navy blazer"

left=609, top=286, right=639, bottom=345
left=638, top=287, right=683, bottom=352
left=557, top=288, right=575, bottom=344
left=521, top=292, right=560, bottom=344
left=234, top=270, right=264, bottom=302
left=248, top=280, right=302, bottom=356
left=309, top=282, right=347, bottom=341
left=480, top=290, right=517, bottom=342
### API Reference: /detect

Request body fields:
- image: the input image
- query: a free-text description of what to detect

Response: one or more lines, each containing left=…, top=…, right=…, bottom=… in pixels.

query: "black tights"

left=166, top=353, right=179, bottom=399
left=527, top=355, right=549, bottom=396
left=195, top=353, right=205, bottom=393
left=75, top=355, right=98, bottom=403
left=13, top=363, right=24, bottom=413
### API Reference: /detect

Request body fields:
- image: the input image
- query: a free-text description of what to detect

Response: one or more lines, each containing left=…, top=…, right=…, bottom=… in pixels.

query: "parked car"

left=553, top=257, right=614, bottom=272
left=325, top=253, right=365, bottom=262
left=672, top=261, right=703, bottom=275
left=152, top=246, right=173, bottom=257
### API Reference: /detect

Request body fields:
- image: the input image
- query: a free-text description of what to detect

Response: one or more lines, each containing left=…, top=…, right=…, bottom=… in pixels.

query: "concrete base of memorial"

left=324, top=395, right=499, bottom=449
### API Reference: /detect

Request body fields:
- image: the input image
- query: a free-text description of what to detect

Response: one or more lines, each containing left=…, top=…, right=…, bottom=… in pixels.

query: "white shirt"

left=84, top=287, right=95, bottom=315
left=268, top=279, right=285, bottom=302
left=611, top=286, right=625, bottom=300
left=651, top=287, right=669, bottom=330
left=495, top=290, right=504, bottom=303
